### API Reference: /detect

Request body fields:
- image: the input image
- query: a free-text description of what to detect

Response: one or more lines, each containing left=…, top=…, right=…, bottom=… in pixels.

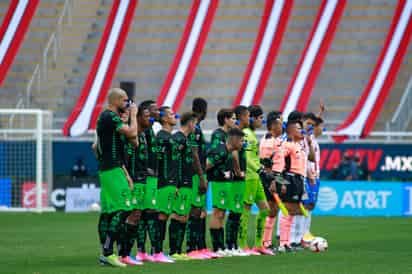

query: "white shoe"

left=231, top=248, right=250, bottom=257
left=223, top=248, right=234, bottom=257
left=216, top=249, right=232, bottom=257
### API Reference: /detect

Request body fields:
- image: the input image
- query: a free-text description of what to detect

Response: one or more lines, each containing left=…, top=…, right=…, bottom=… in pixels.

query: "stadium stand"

left=0, top=0, right=410, bottom=132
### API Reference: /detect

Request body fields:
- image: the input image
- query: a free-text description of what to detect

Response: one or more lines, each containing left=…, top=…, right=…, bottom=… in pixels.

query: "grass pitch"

left=0, top=213, right=410, bottom=274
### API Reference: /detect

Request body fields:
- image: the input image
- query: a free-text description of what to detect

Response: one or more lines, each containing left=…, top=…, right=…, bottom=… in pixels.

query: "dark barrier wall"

left=1, top=141, right=411, bottom=180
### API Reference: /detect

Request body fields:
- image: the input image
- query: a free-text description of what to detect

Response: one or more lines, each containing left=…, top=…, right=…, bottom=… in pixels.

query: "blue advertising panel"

left=402, top=183, right=412, bottom=216
left=313, top=181, right=408, bottom=216
left=0, top=178, right=12, bottom=207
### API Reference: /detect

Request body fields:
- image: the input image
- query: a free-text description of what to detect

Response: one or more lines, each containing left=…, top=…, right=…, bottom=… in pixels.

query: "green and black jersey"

left=144, top=126, right=158, bottom=175
left=96, top=109, right=124, bottom=171
left=174, top=131, right=195, bottom=187
left=156, top=129, right=179, bottom=187
left=192, top=123, right=207, bottom=170
left=207, top=142, right=233, bottom=182
left=127, top=132, right=149, bottom=182
left=210, top=128, right=227, bottom=150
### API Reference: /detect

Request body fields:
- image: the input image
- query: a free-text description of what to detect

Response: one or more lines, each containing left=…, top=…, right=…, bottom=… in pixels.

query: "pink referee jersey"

left=259, top=134, right=285, bottom=173
left=283, top=141, right=306, bottom=177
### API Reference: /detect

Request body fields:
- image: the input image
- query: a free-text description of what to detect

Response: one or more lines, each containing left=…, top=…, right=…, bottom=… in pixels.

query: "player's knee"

left=190, top=207, right=202, bottom=218
left=158, top=212, right=168, bottom=221
left=213, top=208, right=225, bottom=220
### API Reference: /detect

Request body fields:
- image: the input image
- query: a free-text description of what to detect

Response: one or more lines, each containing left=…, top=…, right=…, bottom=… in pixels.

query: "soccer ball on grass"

left=309, top=237, right=328, bottom=252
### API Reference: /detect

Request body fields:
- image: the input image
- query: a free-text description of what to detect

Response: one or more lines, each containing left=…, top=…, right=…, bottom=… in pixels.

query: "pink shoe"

left=120, top=256, right=143, bottom=265
left=187, top=250, right=209, bottom=260
left=200, top=249, right=220, bottom=259
left=243, top=247, right=261, bottom=256
left=152, top=252, right=175, bottom=263
left=254, top=247, right=275, bottom=256
left=136, top=252, right=154, bottom=262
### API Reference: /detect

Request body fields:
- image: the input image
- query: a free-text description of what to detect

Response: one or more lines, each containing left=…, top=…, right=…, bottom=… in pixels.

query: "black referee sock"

left=146, top=212, right=162, bottom=254
left=186, top=215, right=201, bottom=253
left=199, top=217, right=207, bottom=250
left=136, top=213, right=147, bottom=253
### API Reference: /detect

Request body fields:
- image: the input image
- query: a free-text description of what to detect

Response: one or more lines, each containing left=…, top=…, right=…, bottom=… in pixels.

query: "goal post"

left=0, top=109, right=55, bottom=212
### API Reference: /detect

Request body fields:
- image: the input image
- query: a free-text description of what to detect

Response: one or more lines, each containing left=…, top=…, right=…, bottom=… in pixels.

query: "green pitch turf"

left=0, top=213, right=410, bottom=274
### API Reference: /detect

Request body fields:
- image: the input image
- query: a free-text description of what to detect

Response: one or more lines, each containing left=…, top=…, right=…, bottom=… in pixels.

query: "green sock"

left=238, top=209, right=250, bottom=249
left=255, top=209, right=269, bottom=248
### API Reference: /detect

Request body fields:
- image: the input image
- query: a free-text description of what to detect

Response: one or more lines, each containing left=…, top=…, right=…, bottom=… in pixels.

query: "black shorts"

left=263, top=172, right=283, bottom=202
left=278, top=173, right=304, bottom=203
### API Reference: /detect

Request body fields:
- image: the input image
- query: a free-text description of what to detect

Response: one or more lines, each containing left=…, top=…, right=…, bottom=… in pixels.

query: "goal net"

left=0, top=109, right=54, bottom=212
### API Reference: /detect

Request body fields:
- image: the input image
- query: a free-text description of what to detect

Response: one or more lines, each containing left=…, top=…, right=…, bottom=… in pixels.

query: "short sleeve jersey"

left=243, top=128, right=260, bottom=180
left=127, top=132, right=149, bottom=182
left=259, top=133, right=285, bottom=173
left=192, top=123, right=207, bottom=170
left=173, top=131, right=195, bottom=186
left=207, top=143, right=232, bottom=182
left=96, top=110, right=124, bottom=171
left=210, top=128, right=227, bottom=149
left=144, top=126, right=158, bottom=174
left=156, top=129, right=179, bottom=186
left=283, top=141, right=307, bottom=176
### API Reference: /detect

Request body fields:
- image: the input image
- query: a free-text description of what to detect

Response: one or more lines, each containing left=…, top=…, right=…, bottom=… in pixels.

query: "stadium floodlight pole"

left=36, top=111, right=43, bottom=212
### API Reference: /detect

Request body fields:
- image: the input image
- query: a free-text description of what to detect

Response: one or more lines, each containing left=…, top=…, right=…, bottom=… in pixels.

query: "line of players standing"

left=93, top=87, right=324, bottom=267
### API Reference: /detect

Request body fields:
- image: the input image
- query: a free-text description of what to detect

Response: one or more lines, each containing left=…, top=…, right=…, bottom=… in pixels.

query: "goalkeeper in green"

left=238, top=105, right=273, bottom=256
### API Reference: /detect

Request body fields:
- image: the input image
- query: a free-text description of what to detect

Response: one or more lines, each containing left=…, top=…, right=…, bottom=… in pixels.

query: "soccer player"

left=207, top=128, right=245, bottom=255
left=226, top=106, right=251, bottom=256
left=259, top=111, right=285, bottom=250
left=119, top=106, right=154, bottom=266
left=210, top=108, right=236, bottom=149
left=95, top=88, right=138, bottom=267
left=135, top=100, right=160, bottom=262
left=278, top=120, right=307, bottom=252
left=154, top=106, right=179, bottom=263
left=169, top=112, right=197, bottom=260
left=238, top=105, right=273, bottom=255
left=302, top=113, right=324, bottom=244
left=185, top=98, right=217, bottom=259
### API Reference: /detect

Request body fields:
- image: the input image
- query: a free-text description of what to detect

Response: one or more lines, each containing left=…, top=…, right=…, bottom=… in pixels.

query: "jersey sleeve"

left=210, top=131, right=223, bottom=149
left=110, top=112, right=124, bottom=132
left=207, top=147, right=224, bottom=166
